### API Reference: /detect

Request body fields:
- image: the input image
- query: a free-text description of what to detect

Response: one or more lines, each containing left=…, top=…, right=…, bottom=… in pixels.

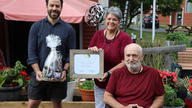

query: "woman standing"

left=88, top=6, right=133, bottom=108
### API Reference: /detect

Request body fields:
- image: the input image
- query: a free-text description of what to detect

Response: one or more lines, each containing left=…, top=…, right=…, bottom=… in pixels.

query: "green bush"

left=164, top=85, right=184, bottom=107
left=66, top=71, right=75, bottom=82
left=166, top=32, right=187, bottom=41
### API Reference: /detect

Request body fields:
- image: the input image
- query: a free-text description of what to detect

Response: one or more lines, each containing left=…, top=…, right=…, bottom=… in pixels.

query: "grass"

left=126, top=27, right=192, bottom=47
left=127, top=29, right=167, bottom=41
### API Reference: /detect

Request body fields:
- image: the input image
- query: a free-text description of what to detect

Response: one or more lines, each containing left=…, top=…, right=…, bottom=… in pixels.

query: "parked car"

left=143, top=14, right=159, bottom=29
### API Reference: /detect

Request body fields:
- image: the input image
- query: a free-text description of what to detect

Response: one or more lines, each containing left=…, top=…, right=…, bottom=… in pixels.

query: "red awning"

left=0, top=0, right=96, bottom=23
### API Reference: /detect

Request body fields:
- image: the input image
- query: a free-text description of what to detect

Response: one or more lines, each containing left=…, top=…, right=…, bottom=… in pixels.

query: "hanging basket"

left=79, top=88, right=94, bottom=101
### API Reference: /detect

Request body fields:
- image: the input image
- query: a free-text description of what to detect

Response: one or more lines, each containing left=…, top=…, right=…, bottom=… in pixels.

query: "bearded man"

left=27, top=0, right=76, bottom=108
left=104, top=43, right=165, bottom=108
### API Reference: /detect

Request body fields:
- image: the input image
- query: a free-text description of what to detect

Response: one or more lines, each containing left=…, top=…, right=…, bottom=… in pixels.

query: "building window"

left=186, top=0, right=192, bottom=13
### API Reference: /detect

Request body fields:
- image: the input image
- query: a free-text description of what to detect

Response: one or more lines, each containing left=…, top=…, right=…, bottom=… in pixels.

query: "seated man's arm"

left=149, top=95, right=164, bottom=108
left=104, top=91, right=125, bottom=108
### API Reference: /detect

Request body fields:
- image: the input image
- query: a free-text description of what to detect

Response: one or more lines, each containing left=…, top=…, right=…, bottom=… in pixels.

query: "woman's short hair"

left=106, top=6, right=122, bottom=21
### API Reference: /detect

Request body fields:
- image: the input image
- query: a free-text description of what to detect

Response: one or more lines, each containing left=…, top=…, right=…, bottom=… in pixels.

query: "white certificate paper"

left=74, top=54, right=100, bottom=74
left=70, top=49, right=104, bottom=78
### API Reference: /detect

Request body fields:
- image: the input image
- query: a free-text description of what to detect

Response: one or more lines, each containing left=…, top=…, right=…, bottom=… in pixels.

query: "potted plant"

left=158, top=70, right=185, bottom=108
left=0, top=61, right=29, bottom=101
left=78, top=80, right=94, bottom=101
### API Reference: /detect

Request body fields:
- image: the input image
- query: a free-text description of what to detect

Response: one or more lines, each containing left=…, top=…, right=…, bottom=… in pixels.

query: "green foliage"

left=79, top=80, right=94, bottom=90
left=126, top=29, right=192, bottom=48
left=66, top=71, right=75, bottom=82
left=166, top=32, right=187, bottom=41
left=0, top=61, right=29, bottom=87
left=142, top=53, right=165, bottom=70
left=137, top=40, right=167, bottom=70
left=157, top=0, right=183, bottom=16
left=164, top=84, right=185, bottom=106
left=111, top=0, right=152, bottom=28
left=111, top=0, right=183, bottom=28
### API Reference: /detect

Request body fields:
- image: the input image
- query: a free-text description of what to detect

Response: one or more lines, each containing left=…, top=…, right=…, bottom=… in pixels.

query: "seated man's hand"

left=126, top=104, right=144, bottom=108
left=97, top=72, right=108, bottom=82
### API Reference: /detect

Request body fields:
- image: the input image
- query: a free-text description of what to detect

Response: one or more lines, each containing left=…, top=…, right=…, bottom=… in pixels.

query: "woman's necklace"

left=104, top=30, right=119, bottom=44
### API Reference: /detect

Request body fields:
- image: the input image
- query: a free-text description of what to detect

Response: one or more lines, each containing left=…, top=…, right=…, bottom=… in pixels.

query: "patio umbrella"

left=0, top=0, right=96, bottom=23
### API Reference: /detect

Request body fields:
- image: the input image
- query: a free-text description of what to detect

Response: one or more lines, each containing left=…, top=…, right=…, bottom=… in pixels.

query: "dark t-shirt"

left=88, top=30, right=132, bottom=88
left=106, top=65, right=165, bottom=108
left=27, top=18, right=76, bottom=70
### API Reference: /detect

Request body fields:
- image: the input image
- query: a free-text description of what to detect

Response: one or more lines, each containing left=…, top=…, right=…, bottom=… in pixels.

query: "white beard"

left=125, top=61, right=141, bottom=72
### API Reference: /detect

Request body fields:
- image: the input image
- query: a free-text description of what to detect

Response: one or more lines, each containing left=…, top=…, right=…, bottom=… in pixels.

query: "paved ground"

left=130, top=27, right=166, bottom=32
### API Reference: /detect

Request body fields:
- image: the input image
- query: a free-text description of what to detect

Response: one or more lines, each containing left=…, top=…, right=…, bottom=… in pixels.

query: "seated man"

left=104, top=43, right=165, bottom=108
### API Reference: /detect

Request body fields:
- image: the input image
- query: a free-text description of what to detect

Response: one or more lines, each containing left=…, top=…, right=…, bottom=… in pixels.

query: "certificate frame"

left=70, top=49, right=104, bottom=78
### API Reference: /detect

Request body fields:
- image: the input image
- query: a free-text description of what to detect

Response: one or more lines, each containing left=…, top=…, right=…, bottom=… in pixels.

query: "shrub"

left=166, top=32, right=187, bottom=41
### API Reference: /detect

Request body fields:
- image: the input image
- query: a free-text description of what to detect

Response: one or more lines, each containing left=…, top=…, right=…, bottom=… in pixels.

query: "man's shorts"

left=28, top=76, right=67, bottom=101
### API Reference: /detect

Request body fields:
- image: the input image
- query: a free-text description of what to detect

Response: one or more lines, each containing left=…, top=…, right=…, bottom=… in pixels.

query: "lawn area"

left=126, top=28, right=192, bottom=47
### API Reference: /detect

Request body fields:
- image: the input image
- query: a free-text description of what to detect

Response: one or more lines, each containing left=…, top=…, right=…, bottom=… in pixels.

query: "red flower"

left=172, top=77, right=177, bottom=82
left=19, top=71, right=28, bottom=76
left=0, top=67, right=11, bottom=71
left=171, top=72, right=176, bottom=76
left=189, top=79, right=192, bottom=84
left=162, top=75, right=167, bottom=79
left=24, top=77, right=30, bottom=80
left=189, top=86, right=192, bottom=92
left=165, top=72, right=172, bottom=77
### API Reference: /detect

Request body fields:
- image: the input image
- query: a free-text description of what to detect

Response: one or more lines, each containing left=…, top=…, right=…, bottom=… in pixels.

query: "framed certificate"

left=70, top=49, right=104, bottom=78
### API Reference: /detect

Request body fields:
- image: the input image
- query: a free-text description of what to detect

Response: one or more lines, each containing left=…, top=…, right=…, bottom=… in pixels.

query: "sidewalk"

left=130, top=27, right=166, bottom=32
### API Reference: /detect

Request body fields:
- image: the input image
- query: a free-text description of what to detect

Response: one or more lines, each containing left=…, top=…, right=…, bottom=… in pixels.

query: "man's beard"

left=48, top=10, right=61, bottom=20
left=125, top=61, right=141, bottom=71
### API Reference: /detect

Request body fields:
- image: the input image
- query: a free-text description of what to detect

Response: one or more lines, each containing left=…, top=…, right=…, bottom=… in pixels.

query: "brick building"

left=158, top=0, right=192, bottom=26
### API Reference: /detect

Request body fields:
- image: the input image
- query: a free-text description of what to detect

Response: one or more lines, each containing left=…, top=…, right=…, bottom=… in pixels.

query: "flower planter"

left=79, top=88, right=94, bottom=101
left=62, top=80, right=77, bottom=101
left=0, top=85, right=22, bottom=101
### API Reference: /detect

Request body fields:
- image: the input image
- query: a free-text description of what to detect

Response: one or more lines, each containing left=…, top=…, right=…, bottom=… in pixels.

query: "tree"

left=110, top=0, right=183, bottom=29
left=157, top=0, right=183, bottom=16
left=110, top=0, right=152, bottom=28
